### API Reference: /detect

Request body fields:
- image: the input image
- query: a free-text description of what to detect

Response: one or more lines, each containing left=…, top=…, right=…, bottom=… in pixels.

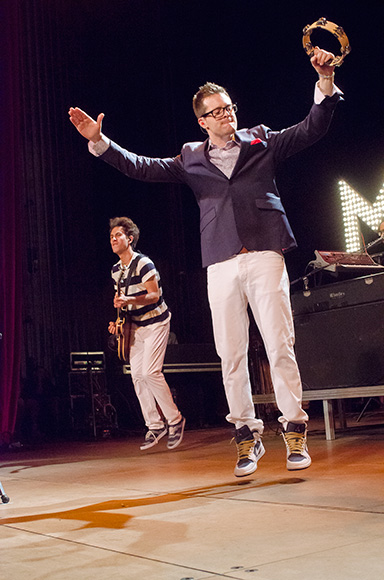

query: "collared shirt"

left=207, top=138, right=240, bottom=179
left=111, top=252, right=169, bottom=326
left=204, top=82, right=342, bottom=179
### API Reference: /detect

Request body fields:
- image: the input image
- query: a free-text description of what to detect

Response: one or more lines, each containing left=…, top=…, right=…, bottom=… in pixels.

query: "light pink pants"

left=207, top=250, right=308, bottom=432
left=129, top=318, right=181, bottom=430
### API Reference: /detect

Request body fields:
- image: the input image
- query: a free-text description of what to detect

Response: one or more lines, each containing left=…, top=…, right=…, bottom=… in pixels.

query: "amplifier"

left=123, top=343, right=221, bottom=375
left=70, top=351, right=105, bottom=372
left=291, top=272, right=384, bottom=316
left=163, top=343, right=219, bottom=364
left=294, top=300, right=384, bottom=389
left=119, top=343, right=225, bottom=429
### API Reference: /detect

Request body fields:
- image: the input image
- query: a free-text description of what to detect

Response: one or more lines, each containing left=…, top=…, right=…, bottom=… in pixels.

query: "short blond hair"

left=192, top=82, right=230, bottom=118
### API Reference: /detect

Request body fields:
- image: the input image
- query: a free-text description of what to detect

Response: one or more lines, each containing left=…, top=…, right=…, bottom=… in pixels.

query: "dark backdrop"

left=2, top=0, right=384, bottom=441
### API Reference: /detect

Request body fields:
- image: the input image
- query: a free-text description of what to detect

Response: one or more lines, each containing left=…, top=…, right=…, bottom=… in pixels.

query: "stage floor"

left=1, top=414, right=384, bottom=580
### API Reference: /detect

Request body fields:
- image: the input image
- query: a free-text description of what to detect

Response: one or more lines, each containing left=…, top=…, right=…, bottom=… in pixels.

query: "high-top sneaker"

left=282, top=422, right=311, bottom=470
left=234, top=425, right=265, bottom=477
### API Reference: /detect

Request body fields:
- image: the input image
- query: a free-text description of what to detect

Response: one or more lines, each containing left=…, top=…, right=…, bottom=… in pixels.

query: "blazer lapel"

left=198, top=140, right=231, bottom=178
left=231, top=131, right=266, bottom=177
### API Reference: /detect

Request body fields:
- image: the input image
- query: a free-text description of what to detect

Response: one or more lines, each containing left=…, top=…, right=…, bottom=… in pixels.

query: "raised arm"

left=68, top=107, right=105, bottom=143
left=310, top=46, right=336, bottom=96
left=68, top=106, right=185, bottom=184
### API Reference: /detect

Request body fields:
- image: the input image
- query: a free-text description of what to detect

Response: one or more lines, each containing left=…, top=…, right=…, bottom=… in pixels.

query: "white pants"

left=207, top=251, right=308, bottom=432
left=129, top=317, right=181, bottom=430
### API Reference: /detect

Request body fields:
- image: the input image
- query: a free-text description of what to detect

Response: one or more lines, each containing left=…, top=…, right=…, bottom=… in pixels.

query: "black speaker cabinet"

left=294, top=300, right=384, bottom=389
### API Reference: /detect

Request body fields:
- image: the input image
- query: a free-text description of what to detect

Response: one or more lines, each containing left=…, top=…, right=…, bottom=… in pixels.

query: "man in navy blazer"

left=69, top=46, right=342, bottom=476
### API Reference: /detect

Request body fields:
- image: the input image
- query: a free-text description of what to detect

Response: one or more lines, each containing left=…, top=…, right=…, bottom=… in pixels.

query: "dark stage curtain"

left=1, top=0, right=213, bottom=442
left=0, top=1, right=103, bottom=442
left=0, top=3, right=22, bottom=445
left=14, top=1, right=114, bottom=419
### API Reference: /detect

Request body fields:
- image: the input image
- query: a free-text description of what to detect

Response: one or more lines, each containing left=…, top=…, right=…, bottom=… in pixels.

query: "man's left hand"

left=310, top=46, right=335, bottom=77
left=114, top=293, right=129, bottom=309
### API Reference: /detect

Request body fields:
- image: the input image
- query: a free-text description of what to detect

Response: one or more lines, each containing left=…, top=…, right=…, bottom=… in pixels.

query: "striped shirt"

left=111, top=252, right=170, bottom=326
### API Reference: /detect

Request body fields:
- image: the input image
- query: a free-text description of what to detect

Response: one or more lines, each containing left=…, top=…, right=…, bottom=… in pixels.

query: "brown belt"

left=238, top=247, right=283, bottom=257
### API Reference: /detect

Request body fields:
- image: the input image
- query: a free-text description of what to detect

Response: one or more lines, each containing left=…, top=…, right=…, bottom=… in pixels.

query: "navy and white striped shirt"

left=111, top=252, right=169, bottom=326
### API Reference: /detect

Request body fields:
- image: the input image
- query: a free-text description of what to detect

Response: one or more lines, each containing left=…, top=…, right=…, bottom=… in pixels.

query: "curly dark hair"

left=109, top=217, right=140, bottom=248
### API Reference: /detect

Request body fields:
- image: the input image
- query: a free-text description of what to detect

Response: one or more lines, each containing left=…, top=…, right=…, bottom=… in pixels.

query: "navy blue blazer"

left=100, top=93, right=342, bottom=268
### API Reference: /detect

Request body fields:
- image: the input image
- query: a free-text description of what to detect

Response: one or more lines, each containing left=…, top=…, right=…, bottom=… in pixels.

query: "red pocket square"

left=251, top=138, right=262, bottom=145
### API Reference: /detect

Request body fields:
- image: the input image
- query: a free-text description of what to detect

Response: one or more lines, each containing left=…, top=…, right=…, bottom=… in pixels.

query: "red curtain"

left=0, top=1, right=22, bottom=445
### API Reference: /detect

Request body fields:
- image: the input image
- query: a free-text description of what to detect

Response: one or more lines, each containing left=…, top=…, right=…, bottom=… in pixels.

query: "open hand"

left=68, top=107, right=104, bottom=142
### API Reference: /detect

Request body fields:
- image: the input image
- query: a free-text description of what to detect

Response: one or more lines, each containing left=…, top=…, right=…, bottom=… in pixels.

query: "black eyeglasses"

left=200, top=103, right=238, bottom=119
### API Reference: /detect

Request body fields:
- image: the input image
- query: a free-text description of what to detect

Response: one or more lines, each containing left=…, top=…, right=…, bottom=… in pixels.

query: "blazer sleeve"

left=99, top=140, right=185, bottom=184
left=267, top=92, right=343, bottom=165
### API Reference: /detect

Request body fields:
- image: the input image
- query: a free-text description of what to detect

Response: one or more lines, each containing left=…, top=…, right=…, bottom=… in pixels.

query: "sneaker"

left=140, top=426, right=168, bottom=450
left=234, top=425, right=265, bottom=477
left=282, top=422, right=312, bottom=470
left=167, top=416, right=186, bottom=450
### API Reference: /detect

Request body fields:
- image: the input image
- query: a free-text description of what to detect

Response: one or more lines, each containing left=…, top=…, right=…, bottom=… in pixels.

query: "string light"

left=338, top=180, right=384, bottom=252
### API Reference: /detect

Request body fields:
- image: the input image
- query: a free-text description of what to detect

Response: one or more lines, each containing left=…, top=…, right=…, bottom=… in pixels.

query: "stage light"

left=338, top=179, right=384, bottom=252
